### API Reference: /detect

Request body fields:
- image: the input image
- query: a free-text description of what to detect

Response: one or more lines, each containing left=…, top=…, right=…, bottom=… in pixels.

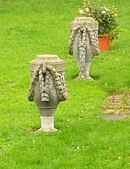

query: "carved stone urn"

left=69, top=17, right=100, bottom=79
left=28, top=55, right=68, bottom=132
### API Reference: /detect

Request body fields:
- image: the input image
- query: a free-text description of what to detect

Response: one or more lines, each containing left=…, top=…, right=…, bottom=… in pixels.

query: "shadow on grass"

left=71, top=74, right=100, bottom=80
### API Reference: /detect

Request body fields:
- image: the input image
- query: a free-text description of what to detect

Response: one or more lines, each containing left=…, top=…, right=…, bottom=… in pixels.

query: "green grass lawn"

left=0, top=0, right=130, bottom=168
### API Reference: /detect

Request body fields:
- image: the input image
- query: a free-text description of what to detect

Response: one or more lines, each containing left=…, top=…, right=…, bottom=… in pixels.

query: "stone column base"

left=38, top=116, right=58, bottom=132
left=78, top=62, right=94, bottom=80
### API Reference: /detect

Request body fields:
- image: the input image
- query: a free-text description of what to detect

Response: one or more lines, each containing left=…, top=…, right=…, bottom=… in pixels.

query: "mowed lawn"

left=0, top=0, right=130, bottom=168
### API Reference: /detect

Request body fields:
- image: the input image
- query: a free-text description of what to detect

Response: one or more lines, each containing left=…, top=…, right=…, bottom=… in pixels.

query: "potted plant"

left=78, top=0, right=119, bottom=51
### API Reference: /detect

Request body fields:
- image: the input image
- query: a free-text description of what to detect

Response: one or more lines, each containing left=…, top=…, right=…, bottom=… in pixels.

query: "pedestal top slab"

left=30, top=54, right=65, bottom=72
left=70, top=17, right=98, bottom=30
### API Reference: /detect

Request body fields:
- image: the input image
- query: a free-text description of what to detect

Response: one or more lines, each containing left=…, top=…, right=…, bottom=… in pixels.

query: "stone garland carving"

left=47, top=65, right=68, bottom=101
left=28, top=64, right=68, bottom=102
left=68, top=26, right=99, bottom=79
left=69, top=26, right=99, bottom=56
left=28, top=66, right=40, bottom=101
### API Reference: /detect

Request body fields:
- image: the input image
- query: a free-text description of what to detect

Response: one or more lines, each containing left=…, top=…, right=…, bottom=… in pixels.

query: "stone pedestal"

left=28, top=55, right=68, bottom=132
left=69, top=17, right=99, bottom=79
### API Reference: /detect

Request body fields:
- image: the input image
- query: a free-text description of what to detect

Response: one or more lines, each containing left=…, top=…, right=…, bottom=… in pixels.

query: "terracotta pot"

left=98, top=34, right=110, bottom=51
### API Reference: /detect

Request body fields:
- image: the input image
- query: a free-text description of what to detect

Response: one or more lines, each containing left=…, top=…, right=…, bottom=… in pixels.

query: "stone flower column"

left=69, top=17, right=100, bottom=79
left=28, top=55, right=68, bottom=132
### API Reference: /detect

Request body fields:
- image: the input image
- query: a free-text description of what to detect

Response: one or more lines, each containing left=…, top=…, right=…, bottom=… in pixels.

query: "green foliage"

left=0, top=0, right=130, bottom=169
left=78, top=0, right=119, bottom=40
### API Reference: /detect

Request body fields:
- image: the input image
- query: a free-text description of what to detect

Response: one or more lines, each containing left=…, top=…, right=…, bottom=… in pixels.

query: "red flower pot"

left=98, top=34, right=110, bottom=51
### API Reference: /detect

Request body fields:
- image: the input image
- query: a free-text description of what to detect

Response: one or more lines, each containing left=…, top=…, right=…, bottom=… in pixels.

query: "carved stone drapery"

left=28, top=65, right=68, bottom=102
left=69, top=17, right=100, bottom=79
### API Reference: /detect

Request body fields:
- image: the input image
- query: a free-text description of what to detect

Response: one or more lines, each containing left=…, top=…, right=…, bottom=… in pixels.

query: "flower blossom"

left=86, top=8, right=89, bottom=12
left=79, top=9, right=84, bottom=14
left=101, top=10, right=106, bottom=14
left=104, top=7, right=109, bottom=11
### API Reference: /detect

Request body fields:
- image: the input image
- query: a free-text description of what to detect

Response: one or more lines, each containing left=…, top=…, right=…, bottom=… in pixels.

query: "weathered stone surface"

left=70, top=17, right=98, bottom=31
left=69, top=17, right=100, bottom=79
left=28, top=54, right=68, bottom=132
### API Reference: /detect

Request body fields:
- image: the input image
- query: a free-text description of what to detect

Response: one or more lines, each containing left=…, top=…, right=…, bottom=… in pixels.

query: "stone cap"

left=30, top=54, right=65, bottom=72
left=70, top=17, right=98, bottom=31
